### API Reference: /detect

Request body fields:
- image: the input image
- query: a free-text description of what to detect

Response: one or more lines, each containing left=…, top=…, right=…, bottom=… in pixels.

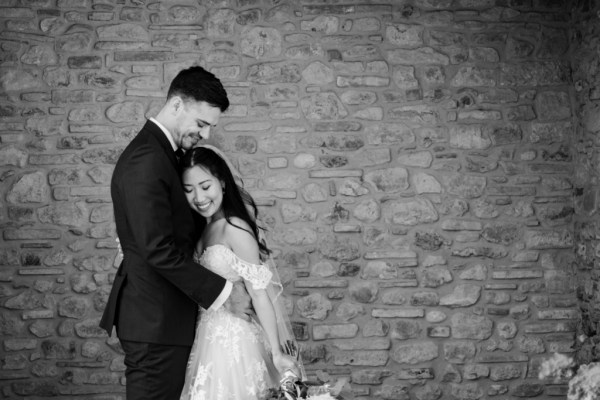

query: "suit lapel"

left=143, top=120, right=179, bottom=171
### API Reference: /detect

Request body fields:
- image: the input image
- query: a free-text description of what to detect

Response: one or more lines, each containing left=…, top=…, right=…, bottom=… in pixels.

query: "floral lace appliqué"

left=188, top=362, right=212, bottom=400
left=199, top=244, right=273, bottom=290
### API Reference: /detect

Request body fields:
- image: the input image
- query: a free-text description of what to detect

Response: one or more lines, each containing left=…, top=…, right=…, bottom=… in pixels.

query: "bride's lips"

left=195, top=201, right=211, bottom=211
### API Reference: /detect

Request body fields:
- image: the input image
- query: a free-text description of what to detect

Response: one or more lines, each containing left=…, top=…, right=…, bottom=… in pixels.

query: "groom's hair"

left=167, top=66, right=230, bottom=112
left=181, top=147, right=270, bottom=257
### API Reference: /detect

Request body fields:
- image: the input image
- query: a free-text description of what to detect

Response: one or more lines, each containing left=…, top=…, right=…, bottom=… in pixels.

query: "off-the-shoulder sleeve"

left=231, top=257, right=273, bottom=290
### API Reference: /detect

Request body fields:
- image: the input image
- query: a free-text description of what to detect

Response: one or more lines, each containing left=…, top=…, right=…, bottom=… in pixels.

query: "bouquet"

left=264, top=340, right=353, bottom=400
left=264, top=370, right=352, bottom=400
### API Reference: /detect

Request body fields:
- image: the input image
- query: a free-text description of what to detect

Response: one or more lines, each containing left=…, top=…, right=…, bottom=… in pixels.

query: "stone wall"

left=0, top=1, right=580, bottom=399
left=571, top=0, right=600, bottom=368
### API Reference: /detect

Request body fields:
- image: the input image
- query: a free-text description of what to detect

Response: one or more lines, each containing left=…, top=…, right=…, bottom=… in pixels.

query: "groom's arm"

left=209, top=282, right=232, bottom=310
left=119, top=145, right=227, bottom=309
left=190, top=212, right=233, bottom=310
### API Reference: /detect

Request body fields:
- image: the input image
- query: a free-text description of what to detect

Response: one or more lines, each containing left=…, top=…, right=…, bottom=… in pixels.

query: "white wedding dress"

left=180, top=244, right=280, bottom=400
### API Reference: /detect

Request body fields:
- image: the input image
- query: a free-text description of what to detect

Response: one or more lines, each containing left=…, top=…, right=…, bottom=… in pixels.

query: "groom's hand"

left=223, top=281, right=254, bottom=321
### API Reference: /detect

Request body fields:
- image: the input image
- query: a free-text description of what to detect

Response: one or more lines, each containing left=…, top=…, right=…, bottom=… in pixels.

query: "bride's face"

left=182, top=165, right=225, bottom=221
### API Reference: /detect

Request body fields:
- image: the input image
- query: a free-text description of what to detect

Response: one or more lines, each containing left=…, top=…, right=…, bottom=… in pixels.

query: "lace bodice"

left=195, top=244, right=273, bottom=290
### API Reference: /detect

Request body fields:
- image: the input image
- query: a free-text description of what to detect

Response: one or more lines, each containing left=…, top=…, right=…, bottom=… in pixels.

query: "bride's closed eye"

left=183, top=184, right=211, bottom=193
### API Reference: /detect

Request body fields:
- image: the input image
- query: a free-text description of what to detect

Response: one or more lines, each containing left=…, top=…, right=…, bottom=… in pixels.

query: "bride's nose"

left=193, top=188, right=204, bottom=203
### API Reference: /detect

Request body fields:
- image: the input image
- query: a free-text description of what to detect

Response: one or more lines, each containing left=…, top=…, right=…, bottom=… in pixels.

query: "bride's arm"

left=245, top=285, right=298, bottom=374
left=226, top=221, right=300, bottom=375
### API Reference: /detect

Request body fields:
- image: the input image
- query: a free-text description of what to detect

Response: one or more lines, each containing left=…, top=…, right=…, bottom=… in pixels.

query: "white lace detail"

left=188, top=362, right=212, bottom=400
left=200, top=244, right=273, bottom=290
left=231, top=259, right=272, bottom=291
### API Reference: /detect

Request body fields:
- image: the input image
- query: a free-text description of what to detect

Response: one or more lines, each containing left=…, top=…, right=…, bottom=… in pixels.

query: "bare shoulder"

left=224, top=217, right=260, bottom=264
left=201, top=218, right=229, bottom=248
left=225, top=216, right=251, bottom=232
left=224, top=217, right=255, bottom=244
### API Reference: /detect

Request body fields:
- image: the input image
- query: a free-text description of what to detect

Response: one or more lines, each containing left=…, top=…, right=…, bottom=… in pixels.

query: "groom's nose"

left=199, top=126, right=210, bottom=140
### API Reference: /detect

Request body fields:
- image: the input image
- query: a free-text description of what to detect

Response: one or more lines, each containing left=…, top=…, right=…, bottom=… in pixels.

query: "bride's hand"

left=272, top=352, right=300, bottom=377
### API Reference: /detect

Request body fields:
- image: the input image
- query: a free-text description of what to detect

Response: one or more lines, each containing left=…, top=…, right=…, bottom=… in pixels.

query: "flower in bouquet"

left=538, top=352, right=600, bottom=400
left=538, top=352, right=576, bottom=383
left=279, top=370, right=338, bottom=400
left=567, top=362, right=600, bottom=400
left=279, top=369, right=309, bottom=399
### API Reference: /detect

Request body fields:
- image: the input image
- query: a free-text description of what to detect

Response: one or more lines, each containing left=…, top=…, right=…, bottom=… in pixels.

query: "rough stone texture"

left=572, top=2, right=600, bottom=372
left=0, top=1, right=584, bottom=399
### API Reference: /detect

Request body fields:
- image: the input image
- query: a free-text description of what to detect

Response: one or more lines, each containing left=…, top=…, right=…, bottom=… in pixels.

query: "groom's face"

left=172, top=98, right=222, bottom=150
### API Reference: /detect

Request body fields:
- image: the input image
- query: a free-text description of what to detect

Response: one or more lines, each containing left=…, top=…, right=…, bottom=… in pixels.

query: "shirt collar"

left=149, top=117, right=177, bottom=152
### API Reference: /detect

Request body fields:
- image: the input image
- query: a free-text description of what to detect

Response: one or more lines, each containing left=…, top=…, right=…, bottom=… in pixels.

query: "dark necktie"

left=174, top=148, right=184, bottom=161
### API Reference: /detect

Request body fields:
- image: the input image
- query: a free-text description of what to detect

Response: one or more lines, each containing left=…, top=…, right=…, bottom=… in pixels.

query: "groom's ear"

left=170, top=96, right=183, bottom=114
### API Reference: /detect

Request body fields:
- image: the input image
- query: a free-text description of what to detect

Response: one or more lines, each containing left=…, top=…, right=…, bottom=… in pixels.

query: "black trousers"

left=120, top=340, right=191, bottom=400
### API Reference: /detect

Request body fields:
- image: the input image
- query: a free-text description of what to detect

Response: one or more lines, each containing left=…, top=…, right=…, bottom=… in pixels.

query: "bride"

left=178, top=145, right=303, bottom=400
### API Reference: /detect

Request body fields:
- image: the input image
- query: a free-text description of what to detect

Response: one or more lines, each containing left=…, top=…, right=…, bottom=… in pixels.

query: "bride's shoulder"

left=224, top=218, right=261, bottom=263
left=224, top=217, right=253, bottom=237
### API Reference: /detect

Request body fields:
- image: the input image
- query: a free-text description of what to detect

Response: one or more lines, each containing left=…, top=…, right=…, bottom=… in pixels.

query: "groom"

left=100, top=66, right=251, bottom=400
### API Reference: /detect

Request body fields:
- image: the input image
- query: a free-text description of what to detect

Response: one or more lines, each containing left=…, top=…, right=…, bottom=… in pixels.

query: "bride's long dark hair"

left=180, top=147, right=270, bottom=257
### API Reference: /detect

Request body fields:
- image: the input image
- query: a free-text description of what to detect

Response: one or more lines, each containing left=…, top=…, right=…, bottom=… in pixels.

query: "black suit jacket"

left=100, top=120, right=227, bottom=346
